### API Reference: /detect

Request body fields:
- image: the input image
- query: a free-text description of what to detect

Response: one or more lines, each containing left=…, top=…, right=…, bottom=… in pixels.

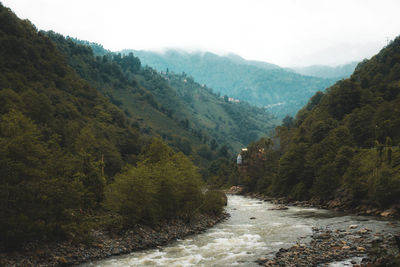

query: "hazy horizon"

left=123, top=48, right=361, bottom=68
left=3, top=0, right=400, bottom=67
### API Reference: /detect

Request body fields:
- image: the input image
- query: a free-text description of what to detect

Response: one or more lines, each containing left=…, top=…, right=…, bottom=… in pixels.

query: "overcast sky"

left=3, top=0, right=400, bottom=67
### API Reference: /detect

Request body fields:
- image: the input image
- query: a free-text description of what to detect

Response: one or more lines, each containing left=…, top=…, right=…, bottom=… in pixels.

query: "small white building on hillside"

left=237, top=154, right=242, bottom=164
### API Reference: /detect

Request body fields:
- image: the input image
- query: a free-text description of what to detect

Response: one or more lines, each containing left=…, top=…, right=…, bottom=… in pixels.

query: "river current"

left=84, top=195, right=399, bottom=267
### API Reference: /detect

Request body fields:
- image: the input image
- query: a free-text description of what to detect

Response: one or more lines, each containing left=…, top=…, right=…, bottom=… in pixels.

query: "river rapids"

left=83, top=195, right=399, bottom=267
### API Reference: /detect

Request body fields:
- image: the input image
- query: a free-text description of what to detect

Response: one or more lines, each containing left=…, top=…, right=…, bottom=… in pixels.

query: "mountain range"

left=125, top=49, right=350, bottom=118
left=40, top=33, right=280, bottom=179
left=290, top=61, right=358, bottom=79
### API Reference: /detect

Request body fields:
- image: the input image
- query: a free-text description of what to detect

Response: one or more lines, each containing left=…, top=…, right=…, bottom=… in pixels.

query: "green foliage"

left=278, top=143, right=309, bottom=195
left=235, top=35, right=400, bottom=209
left=237, top=138, right=280, bottom=194
left=372, top=166, right=400, bottom=207
left=344, top=149, right=400, bottom=207
left=45, top=32, right=277, bottom=178
left=289, top=182, right=308, bottom=201
left=106, top=138, right=213, bottom=225
left=200, top=190, right=226, bottom=215
left=0, top=5, right=224, bottom=250
left=126, top=49, right=336, bottom=118
left=311, top=162, right=340, bottom=200
left=0, top=110, right=85, bottom=249
left=345, top=105, right=375, bottom=147
left=105, top=164, right=158, bottom=224
left=282, top=115, right=294, bottom=128
left=325, top=79, right=362, bottom=120
left=207, top=158, right=239, bottom=188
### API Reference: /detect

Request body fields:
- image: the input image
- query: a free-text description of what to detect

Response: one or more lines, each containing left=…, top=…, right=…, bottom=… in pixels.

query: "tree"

left=0, top=110, right=48, bottom=184
left=106, top=138, right=206, bottom=225
left=210, top=139, right=218, bottom=151
left=277, top=143, right=308, bottom=196
left=306, top=91, right=324, bottom=110
left=218, top=145, right=229, bottom=158
left=326, top=80, right=362, bottom=120
left=345, top=105, right=374, bottom=147
left=105, top=164, right=158, bottom=225
left=282, top=115, right=294, bottom=128
left=386, top=137, right=393, bottom=164
left=0, top=110, right=84, bottom=248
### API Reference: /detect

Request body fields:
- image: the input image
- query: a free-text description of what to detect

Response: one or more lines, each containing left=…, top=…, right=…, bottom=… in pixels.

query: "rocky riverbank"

left=244, top=191, right=400, bottom=219
left=225, top=188, right=400, bottom=266
left=257, top=225, right=400, bottom=266
left=0, top=212, right=229, bottom=266
left=235, top=190, right=400, bottom=267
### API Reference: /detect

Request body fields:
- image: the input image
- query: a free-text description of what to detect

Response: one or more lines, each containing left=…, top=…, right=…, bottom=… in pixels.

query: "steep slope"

left=0, top=4, right=224, bottom=249
left=126, top=49, right=335, bottom=118
left=238, top=37, right=400, bottom=213
left=0, top=4, right=142, bottom=247
left=48, top=33, right=277, bottom=156
left=290, top=61, right=358, bottom=79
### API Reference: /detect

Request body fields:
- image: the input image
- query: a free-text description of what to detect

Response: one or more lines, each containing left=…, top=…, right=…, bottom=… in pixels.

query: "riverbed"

left=83, top=195, right=399, bottom=267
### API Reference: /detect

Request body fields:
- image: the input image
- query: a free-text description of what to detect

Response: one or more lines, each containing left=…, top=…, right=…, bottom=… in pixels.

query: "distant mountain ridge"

left=224, top=53, right=281, bottom=70
left=125, top=49, right=336, bottom=118
left=56, top=37, right=278, bottom=156
left=290, top=61, right=358, bottom=79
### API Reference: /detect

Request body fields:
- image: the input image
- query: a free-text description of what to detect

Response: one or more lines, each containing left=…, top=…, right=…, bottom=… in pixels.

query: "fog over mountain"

left=127, top=49, right=337, bottom=118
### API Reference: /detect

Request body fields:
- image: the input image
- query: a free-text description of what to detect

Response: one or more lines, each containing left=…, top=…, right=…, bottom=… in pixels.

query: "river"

left=84, top=195, right=399, bottom=267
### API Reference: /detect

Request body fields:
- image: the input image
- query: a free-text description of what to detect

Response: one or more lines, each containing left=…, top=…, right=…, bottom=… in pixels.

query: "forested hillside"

left=237, top=37, right=400, bottom=212
left=0, top=4, right=224, bottom=250
left=46, top=33, right=277, bottom=174
left=127, top=49, right=335, bottom=118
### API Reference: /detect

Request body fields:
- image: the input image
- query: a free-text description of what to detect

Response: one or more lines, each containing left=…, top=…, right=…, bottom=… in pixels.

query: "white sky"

left=3, top=0, right=400, bottom=67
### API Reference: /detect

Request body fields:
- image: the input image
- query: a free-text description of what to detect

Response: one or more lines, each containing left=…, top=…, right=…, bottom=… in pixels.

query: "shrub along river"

left=83, top=195, right=399, bottom=266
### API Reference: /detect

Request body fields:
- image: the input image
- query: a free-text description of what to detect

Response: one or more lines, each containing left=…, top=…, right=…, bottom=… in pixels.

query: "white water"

left=84, top=195, right=399, bottom=267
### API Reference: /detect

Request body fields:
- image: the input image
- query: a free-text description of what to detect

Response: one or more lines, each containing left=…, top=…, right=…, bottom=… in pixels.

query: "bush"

left=200, top=190, right=226, bottom=215
left=105, top=138, right=207, bottom=225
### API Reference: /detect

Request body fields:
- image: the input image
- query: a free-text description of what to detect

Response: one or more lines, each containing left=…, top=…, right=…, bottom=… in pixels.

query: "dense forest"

left=45, top=32, right=277, bottom=176
left=0, top=4, right=225, bottom=250
left=127, top=49, right=336, bottom=117
left=236, top=36, right=400, bottom=211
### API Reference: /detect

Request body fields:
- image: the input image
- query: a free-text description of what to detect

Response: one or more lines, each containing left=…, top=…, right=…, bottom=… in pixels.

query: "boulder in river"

left=380, top=208, right=397, bottom=218
left=226, top=186, right=244, bottom=195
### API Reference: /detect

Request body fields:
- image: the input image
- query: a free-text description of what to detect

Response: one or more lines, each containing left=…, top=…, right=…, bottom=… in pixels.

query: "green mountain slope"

left=238, top=37, right=400, bottom=212
left=126, top=49, right=336, bottom=118
left=0, top=4, right=224, bottom=249
left=48, top=34, right=277, bottom=157
left=290, top=61, right=358, bottom=79
left=0, top=4, right=141, bottom=247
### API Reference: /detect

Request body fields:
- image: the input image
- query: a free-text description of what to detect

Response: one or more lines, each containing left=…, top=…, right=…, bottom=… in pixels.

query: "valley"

left=0, top=1, right=399, bottom=266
